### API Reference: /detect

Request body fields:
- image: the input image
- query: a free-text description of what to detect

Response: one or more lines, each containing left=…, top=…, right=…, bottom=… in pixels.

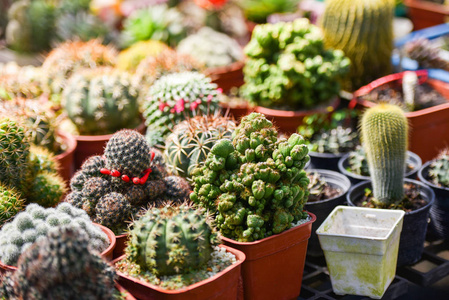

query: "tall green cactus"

left=321, top=0, right=394, bottom=91
left=361, top=103, right=408, bottom=206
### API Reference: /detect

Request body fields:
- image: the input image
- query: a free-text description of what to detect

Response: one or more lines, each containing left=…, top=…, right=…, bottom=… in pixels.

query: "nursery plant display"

left=0, top=63, right=44, bottom=100
left=143, top=71, right=221, bottom=147
left=165, top=114, right=236, bottom=180
left=321, top=0, right=394, bottom=91
left=65, top=129, right=191, bottom=234
left=116, top=40, right=171, bottom=71
left=0, top=202, right=110, bottom=267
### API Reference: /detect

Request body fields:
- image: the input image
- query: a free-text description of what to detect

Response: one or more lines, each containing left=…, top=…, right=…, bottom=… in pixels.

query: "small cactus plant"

left=0, top=202, right=109, bottom=266
left=62, top=67, right=140, bottom=135
left=361, top=103, right=408, bottom=206
left=405, top=38, right=449, bottom=71
left=116, top=40, right=171, bottom=71
left=428, top=149, right=449, bottom=188
left=142, top=71, right=221, bottom=147
left=0, top=226, right=116, bottom=299
left=0, top=63, right=44, bottom=100
left=0, top=184, right=25, bottom=226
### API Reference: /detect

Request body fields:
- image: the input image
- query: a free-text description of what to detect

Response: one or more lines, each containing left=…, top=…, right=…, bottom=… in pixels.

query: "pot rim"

left=254, top=96, right=340, bottom=117
left=418, top=160, right=449, bottom=192
left=305, top=169, right=351, bottom=206
left=75, top=122, right=146, bottom=142
left=54, top=130, right=77, bottom=161
left=204, top=60, right=245, bottom=76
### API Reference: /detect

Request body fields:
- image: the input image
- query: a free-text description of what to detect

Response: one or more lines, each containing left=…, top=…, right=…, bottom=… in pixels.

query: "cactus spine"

left=361, top=103, right=408, bottom=205
left=321, top=0, right=394, bottom=91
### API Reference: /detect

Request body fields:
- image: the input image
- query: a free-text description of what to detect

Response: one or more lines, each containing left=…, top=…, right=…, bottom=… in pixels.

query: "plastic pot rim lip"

left=112, top=244, right=245, bottom=295
left=418, top=160, right=449, bottom=192
left=204, top=60, right=245, bottom=75
left=308, top=150, right=348, bottom=159
left=316, top=205, right=405, bottom=241
left=254, top=96, right=340, bottom=116
left=54, top=130, right=77, bottom=161
left=74, top=121, right=145, bottom=141
left=305, top=169, right=351, bottom=206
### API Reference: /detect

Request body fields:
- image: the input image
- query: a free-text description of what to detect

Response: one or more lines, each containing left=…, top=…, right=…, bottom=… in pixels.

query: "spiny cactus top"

left=126, top=203, right=219, bottom=276
left=65, top=129, right=191, bottom=234
left=0, top=226, right=116, bottom=300
left=428, top=149, right=449, bottom=188
left=361, top=103, right=408, bottom=206
left=190, top=113, right=310, bottom=242
left=0, top=202, right=109, bottom=266
left=117, top=40, right=171, bottom=71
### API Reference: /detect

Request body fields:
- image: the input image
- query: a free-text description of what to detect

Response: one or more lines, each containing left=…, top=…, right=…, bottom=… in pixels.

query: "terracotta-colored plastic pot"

left=0, top=223, right=116, bottom=273
left=404, top=0, right=449, bottom=30
left=220, top=102, right=249, bottom=122
left=204, top=61, right=245, bottom=94
left=114, top=245, right=245, bottom=300
left=254, top=97, right=340, bottom=134
left=116, top=283, right=137, bottom=300
left=74, top=122, right=146, bottom=170
left=54, top=131, right=77, bottom=184
left=221, top=212, right=316, bottom=300
left=113, top=233, right=129, bottom=260
left=351, top=70, right=449, bottom=162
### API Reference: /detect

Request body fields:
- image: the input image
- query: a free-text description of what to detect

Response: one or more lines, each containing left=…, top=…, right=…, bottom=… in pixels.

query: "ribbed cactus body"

left=361, top=104, right=408, bottom=205
left=126, top=204, right=218, bottom=276
left=321, top=0, right=394, bottom=91
left=62, top=68, right=140, bottom=135
left=0, top=184, right=25, bottom=225
left=117, top=40, right=170, bottom=71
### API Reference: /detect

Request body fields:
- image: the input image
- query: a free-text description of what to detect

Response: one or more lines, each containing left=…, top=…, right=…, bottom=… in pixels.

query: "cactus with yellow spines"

left=361, top=103, right=408, bottom=206
left=116, top=40, right=171, bottom=71
left=321, top=0, right=394, bottom=91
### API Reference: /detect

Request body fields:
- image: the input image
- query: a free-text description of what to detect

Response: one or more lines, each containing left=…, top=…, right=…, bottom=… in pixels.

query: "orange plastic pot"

left=114, top=245, right=245, bottom=300
left=254, top=97, right=340, bottom=134
left=204, top=61, right=245, bottom=94
left=404, top=0, right=449, bottom=30
left=55, top=131, right=77, bottom=184
left=221, top=212, right=316, bottom=300
left=113, top=233, right=129, bottom=260
left=74, top=122, right=146, bottom=170
left=351, top=70, right=449, bottom=162
left=115, top=283, right=137, bottom=300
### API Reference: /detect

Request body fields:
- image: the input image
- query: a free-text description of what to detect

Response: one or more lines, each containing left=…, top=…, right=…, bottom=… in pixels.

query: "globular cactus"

left=0, top=202, right=109, bottom=266
left=0, top=226, right=116, bottom=300
left=428, top=149, right=449, bottom=188
left=405, top=38, right=449, bottom=71
left=309, top=126, right=359, bottom=154
left=117, top=40, right=171, bottom=71
left=361, top=103, right=408, bottom=206
left=0, top=184, right=25, bottom=226
left=143, top=71, right=221, bottom=146
left=126, top=204, right=219, bottom=276
left=321, top=0, right=394, bottom=91
left=177, top=27, right=243, bottom=68
left=165, top=114, right=236, bottom=179
left=0, top=63, right=44, bottom=100
left=190, top=113, right=310, bottom=242
left=62, top=67, right=140, bottom=135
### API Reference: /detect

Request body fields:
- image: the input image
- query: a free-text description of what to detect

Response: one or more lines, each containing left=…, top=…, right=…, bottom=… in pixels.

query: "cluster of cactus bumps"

left=191, top=113, right=310, bottom=242
left=65, top=129, right=191, bottom=234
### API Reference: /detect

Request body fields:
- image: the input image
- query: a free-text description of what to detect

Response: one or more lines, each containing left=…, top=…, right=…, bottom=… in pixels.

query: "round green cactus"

left=0, top=184, right=25, bottom=226
left=361, top=103, right=408, bottom=205
left=126, top=204, right=219, bottom=276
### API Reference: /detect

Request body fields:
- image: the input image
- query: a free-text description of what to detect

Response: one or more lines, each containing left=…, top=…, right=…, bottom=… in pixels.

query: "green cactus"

left=0, top=202, right=109, bottom=266
left=0, top=63, right=44, bottom=100
left=361, top=103, right=408, bottom=206
left=321, top=0, right=394, bottom=91
left=62, top=67, right=140, bottom=135
left=0, top=226, right=116, bottom=300
left=190, top=113, right=310, bottom=242
left=165, top=114, right=236, bottom=180
left=143, top=71, right=221, bottom=147
left=126, top=204, right=219, bottom=276
left=428, top=149, right=449, bottom=188
left=309, top=126, right=359, bottom=154
left=0, top=184, right=25, bottom=226
left=347, top=145, right=371, bottom=176
left=117, top=40, right=170, bottom=71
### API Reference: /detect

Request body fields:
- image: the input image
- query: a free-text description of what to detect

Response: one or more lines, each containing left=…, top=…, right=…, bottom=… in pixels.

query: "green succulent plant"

left=428, top=149, right=449, bottom=188
left=237, top=0, right=300, bottom=24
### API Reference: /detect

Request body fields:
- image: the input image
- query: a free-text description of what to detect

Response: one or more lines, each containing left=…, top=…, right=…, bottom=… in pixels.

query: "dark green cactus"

left=190, top=113, right=310, bottom=242
left=309, top=126, right=359, bottom=154
left=126, top=204, right=219, bottom=276
left=428, top=149, right=449, bottom=188
left=0, top=226, right=116, bottom=299
left=0, top=184, right=25, bottom=226
left=361, top=103, right=408, bottom=206
left=321, top=0, right=394, bottom=91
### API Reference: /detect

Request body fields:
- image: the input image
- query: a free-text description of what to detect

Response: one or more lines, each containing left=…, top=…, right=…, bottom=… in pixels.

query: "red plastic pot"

left=221, top=212, right=316, bottom=300
left=404, top=0, right=449, bottom=30
left=254, top=97, right=340, bottom=134
left=114, top=245, right=245, bottom=300
left=74, top=122, right=146, bottom=170
left=351, top=70, right=449, bottom=162
left=204, top=61, right=245, bottom=94
left=116, top=283, right=137, bottom=300
left=113, top=233, right=129, bottom=260
left=55, top=131, right=77, bottom=184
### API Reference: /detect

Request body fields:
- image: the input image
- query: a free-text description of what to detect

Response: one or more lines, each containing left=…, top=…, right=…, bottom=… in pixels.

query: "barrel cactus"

left=143, top=71, right=221, bottom=147
left=116, top=40, right=171, bottom=71
left=0, top=226, right=115, bottom=299
left=321, top=0, right=394, bottom=91
left=0, top=64, right=44, bottom=100
left=190, top=113, right=310, bottom=242
left=428, top=149, right=449, bottom=188
left=361, top=103, right=408, bottom=206
left=62, top=67, right=140, bottom=135
left=0, top=184, right=25, bottom=226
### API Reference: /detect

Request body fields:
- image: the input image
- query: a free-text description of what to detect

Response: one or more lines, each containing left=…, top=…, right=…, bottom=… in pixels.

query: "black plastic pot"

left=308, top=151, right=346, bottom=172
left=347, top=179, right=434, bottom=267
left=305, top=169, right=351, bottom=257
left=338, top=151, right=422, bottom=185
left=418, top=161, right=449, bottom=240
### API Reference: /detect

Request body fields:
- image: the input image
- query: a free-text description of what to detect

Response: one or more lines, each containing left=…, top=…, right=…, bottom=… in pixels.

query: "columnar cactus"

left=165, top=114, right=236, bottom=180
left=190, top=113, right=310, bottom=242
left=0, top=202, right=109, bottom=266
left=428, top=149, right=449, bottom=188
left=126, top=204, right=219, bottom=276
left=143, top=71, right=221, bottom=146
left=361, top=103, right=408, bottom=205
left=402, top=71, right=418, bottom=112
left=0, top=226, right=116, bottom=299
left=321, top=0, right=394, bottom=91
left=62, top=67, right=140, bottom=135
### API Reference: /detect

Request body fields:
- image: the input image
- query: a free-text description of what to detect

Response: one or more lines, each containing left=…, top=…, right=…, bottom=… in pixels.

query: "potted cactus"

left=418, top=149, right=449, bottom=239
left=190, top=112, right=316, bottom=300
left=113, top=204, right=245, bottom=300
left=346, top=103, right=435, bottom=266
left=242, top=18, right=350, bottom=134
left=116, top=40, right=171, bottom=72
